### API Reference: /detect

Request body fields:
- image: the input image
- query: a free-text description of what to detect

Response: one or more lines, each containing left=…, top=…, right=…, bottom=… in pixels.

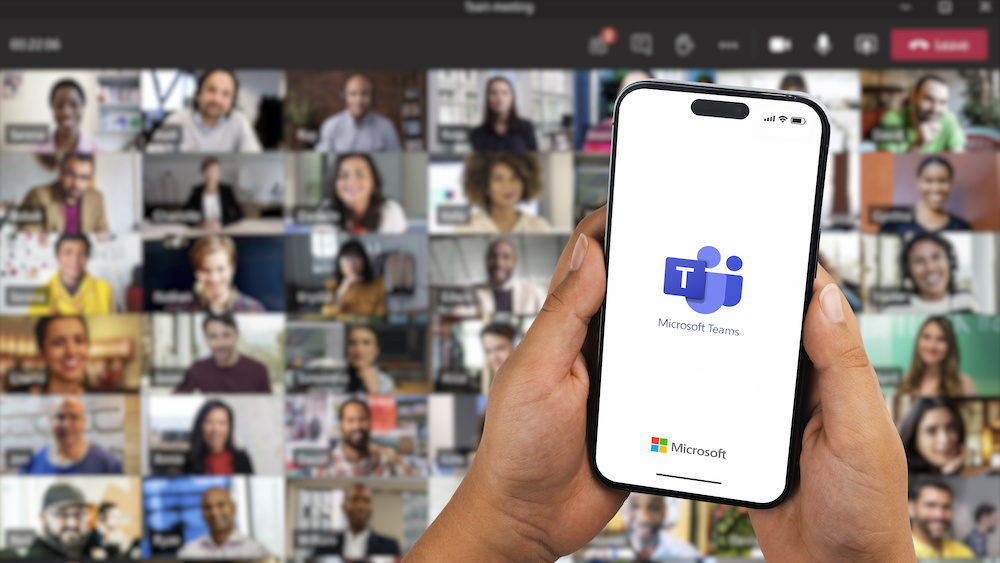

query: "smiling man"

left=28, top=234, right=113, bottom=315
left=877, top=74, right=966, bottom=153
left=174, top=313, right=271, bottom=393
left=152, top=69, right=262, bottom=153
left=25, top=483, right=103, bottom=558
left=908, top=478, right=975, bottom=558
left=463, top=238, right=546, bottom=316
left=328, top=399, right=415, bottom=477
left=314, top=73, right=402, bottom=152
left=177, top=487, right=269, bottom=560
left=19, top=396, right=122, bottom=474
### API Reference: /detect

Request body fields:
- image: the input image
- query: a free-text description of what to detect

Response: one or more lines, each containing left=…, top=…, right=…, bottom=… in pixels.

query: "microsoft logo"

left=649, top=435, right=727, bottom=459
left=650, top=436, right=668, bottom=453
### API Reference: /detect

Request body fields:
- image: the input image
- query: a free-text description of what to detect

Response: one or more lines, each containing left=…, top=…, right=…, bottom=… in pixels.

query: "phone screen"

left=595, top=82, right=829, bottom=506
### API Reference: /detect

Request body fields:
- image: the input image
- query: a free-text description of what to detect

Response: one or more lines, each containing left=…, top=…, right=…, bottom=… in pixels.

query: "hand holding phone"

left=591, top=80, right=832, bottom=507
left=405, top=207, right=913, bottom=562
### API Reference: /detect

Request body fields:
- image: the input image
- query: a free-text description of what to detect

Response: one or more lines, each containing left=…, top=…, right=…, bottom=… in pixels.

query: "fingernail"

left=569, top=235, right=588, bottom=271
left=820, top=284, right=844, bottom=323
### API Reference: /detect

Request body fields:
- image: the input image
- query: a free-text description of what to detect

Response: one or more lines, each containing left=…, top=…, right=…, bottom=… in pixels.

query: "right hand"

left=915, top=120, right=942, bottom=149
left=748, top=266, right=916, bottom=563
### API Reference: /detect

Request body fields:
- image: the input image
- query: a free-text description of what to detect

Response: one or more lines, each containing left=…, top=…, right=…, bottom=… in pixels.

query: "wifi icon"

left=764, top=115, right=776, bottom=122
left=778, top=116, right=788, bottom=122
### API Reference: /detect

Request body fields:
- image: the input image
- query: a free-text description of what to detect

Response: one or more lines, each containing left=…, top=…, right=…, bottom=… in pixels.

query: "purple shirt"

left=174, top=355, right=272, bottom=393
left=63, top=201, right=81, bottom=234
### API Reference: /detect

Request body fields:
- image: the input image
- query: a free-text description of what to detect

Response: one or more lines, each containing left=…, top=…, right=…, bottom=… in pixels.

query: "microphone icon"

left=814, top=32, right=833, bottom=56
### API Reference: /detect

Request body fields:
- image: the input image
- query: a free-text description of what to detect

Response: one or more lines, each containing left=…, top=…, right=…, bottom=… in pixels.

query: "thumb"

left=514, top=234, right=606, bottom=377
left=803, top=267, right=888, bottom=427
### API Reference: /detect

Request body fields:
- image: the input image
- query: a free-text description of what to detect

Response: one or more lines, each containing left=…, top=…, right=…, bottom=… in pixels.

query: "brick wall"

left=284, top=70, right=426, bottom=144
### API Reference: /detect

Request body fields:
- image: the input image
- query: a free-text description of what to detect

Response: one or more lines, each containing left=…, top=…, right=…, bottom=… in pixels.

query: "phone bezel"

left=588, top=79, right=832, bottom=509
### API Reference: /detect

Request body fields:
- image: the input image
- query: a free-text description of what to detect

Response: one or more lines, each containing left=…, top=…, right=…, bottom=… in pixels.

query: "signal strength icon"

left=764, top=115, right=776, bottom=122
left=778, top=116, right=788, bottom=122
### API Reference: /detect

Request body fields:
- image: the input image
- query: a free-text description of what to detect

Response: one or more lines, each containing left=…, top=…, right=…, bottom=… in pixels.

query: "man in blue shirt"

left=314, top=74, right=402, bottom=152
left=965, top=504, right=997, bottom=557
left=19, top=396, right=122, bottom=474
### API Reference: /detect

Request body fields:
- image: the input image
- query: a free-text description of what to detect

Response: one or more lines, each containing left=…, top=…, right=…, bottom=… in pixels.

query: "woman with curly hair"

left=454, top=152, right=551, bottom=234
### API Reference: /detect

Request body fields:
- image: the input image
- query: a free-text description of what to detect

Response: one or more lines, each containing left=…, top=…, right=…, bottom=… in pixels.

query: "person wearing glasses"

left=24, top=483, right=105, bottom=558
left=18, top=153, right=108, bottom=233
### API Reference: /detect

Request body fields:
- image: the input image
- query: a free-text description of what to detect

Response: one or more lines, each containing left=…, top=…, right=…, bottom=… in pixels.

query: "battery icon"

left=791, top=117, right=806, bottom=124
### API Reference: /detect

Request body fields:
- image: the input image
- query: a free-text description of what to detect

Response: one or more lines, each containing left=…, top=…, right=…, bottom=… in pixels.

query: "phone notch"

left=690, top=99, right=750, bottom=120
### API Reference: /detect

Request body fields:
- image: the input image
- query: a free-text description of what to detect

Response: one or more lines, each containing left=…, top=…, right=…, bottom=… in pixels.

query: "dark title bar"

left=0, top=1, right=996, bottom=19
left=0, top=17, right=996, bottom=68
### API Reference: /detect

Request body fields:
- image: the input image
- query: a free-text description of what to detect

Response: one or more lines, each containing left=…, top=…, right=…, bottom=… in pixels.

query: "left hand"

left=405, top=206, right=625, bottom=562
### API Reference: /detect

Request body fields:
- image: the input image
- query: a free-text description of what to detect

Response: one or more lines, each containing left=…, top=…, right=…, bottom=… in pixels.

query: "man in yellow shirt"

left=909, top=478, right=976, bottom=558
left=28, top=233, right=113, bottom=315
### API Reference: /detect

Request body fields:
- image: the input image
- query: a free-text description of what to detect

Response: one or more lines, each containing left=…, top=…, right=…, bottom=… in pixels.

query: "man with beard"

left=452, top=238, right=546, bottom=316
left=877, top=74, right=966, bottom=153
left=964, top=504, right=997, bottom=557
left=20, top=396, right=122, bottom=474
left=622, top=493, right=699, bottom=560
left=909, top=478, right=975, bottom=557
left=328, top=399, right=415, bottom=477
left=312, top=484, right=401, bottom=559
left=151, top=69, right=262, bottom=153
left=177, top=487, right=269, bottom=559
left=174, top=313, right=271, bottom=393
left=25, top=483, right=104, bottom=558
left=314, top=74, right=401, bottom=152
left=18, top=153, right=108, bottom=234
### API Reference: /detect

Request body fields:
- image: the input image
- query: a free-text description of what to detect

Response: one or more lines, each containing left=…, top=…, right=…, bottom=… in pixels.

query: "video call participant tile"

left=143, top=234, right=285, bottom=313
left=0, top=314, right=143, bottom=393
left=285, top=319, right=429, bottom=395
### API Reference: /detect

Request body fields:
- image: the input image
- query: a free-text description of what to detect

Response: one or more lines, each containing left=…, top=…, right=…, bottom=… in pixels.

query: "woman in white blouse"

left=453, top=152, right=551, bottom=234
left=325, top=153, right=408, bottom=234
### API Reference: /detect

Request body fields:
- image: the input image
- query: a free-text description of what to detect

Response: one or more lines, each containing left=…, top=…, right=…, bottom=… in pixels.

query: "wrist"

left=405, top=467, right=556, bottom=563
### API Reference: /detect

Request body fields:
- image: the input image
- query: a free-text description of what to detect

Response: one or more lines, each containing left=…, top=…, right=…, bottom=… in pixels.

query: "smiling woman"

left=182, top=399, right=255, bottom=475
left=453, top=152, right=551, bottom=234
left=881, top=233, right=981, bottom=314
left=31, top=78, right=100, bottom=154
left=880, top=156, right=973, bottom=235
left=33, top=315, right=91, bottom=394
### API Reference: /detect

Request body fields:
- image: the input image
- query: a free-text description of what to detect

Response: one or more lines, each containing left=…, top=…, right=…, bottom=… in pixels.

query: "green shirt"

left=876, top=105, right=966, bottom=152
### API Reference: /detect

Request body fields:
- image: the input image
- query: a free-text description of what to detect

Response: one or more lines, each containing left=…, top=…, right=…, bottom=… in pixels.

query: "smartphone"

left=589, top=80, right=830, bottom=508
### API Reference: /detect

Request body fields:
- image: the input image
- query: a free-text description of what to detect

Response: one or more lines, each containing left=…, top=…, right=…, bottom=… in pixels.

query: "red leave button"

left=891, top=28, right=988, bottom=61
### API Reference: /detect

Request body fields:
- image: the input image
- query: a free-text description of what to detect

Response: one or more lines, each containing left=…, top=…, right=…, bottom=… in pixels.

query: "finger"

left=514, top=233, right=607, bottom=380
left=802, top=264, right=888, bottom=426
left=549, top=206, right=607, bottom=294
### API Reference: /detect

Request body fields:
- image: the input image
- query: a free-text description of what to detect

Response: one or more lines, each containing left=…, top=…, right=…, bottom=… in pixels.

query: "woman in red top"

left=182, top=399, right=254, bottom=474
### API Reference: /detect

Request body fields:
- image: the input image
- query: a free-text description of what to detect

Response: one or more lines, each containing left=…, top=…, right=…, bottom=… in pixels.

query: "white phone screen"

left=595, top=83, right=828, bottom=506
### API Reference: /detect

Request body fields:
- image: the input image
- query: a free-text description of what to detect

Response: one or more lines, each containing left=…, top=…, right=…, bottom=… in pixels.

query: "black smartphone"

left=589, top=79, right=830, bottom=508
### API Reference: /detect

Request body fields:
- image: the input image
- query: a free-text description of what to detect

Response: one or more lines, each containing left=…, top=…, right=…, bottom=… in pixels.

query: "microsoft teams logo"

left=663, top=246, right=744, bottom=314
left=650, top=436, right=669, bottom=453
